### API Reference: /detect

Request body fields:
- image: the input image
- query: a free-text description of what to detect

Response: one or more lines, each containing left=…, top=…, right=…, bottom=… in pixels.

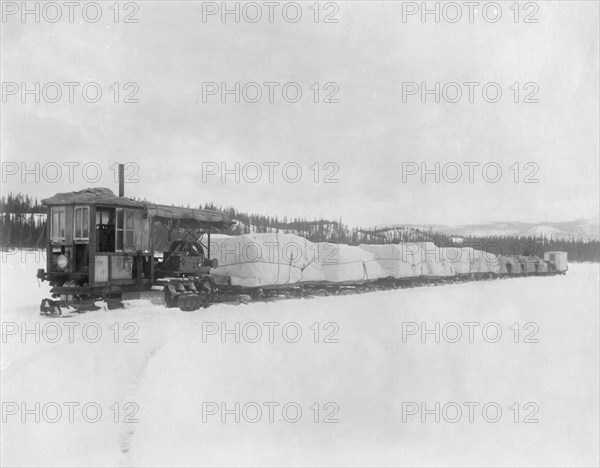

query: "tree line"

left=1, top=192, right=598, bottom=262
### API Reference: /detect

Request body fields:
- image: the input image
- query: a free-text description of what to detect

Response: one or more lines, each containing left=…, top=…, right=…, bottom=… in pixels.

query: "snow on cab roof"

left=41, top=187, right=233, bottom=228
left=41, top=187, right=143, bottom=208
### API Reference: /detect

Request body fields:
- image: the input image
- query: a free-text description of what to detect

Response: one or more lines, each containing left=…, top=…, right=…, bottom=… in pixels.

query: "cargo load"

left=316, top=243, right=387, bottom=283
left=500, top=256, right=522, bottom=274
left=210, top=233, right=324, bottom=287
left=518, top=256, right=538, bottom=275
left=439, top=247, right=475, bottom=274
left=414, top=242, right=455, bottom=277
left=536, top=258, right=549, bottom=273
left=396, top=243, right=429, bottom=276
left=358, top=244, right=425, bottom=278
left=472, top=249, right=501, bottom=274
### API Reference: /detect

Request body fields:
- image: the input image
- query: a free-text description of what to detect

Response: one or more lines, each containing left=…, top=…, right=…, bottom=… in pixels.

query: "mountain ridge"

left=373, top=218, right=600, bottom=241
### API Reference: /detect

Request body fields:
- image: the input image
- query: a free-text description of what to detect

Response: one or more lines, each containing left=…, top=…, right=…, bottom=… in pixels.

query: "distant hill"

left=375, top=218, right=600, bottom=242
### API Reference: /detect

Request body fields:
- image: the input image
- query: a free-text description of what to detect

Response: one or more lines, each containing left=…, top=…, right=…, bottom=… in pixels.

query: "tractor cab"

left=38, top=188, right=153, bottom=297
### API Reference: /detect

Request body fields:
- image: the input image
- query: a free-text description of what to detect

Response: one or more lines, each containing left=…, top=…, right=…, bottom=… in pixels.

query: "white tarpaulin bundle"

left=359, top=244, right=425, bottom=278
left=414, top=242, right=455, bottom=277
left=439, top=247, right=475, bottom=274
left=472, top=249, right=501, bottom=273
left=518, top=256, right=538, bottom=274
left=209, top=233, right=324, bottom=287
left=499, top=256, right=521, bottom=274
left=316, top=243, right=387, bottom=283
left=397, top=243, right=429, bottom=276
left=537, top=258, right=549, bottom=273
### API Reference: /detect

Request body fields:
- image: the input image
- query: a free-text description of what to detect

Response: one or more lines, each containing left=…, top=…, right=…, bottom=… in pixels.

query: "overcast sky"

left=1, top=1, right=598, bottom=228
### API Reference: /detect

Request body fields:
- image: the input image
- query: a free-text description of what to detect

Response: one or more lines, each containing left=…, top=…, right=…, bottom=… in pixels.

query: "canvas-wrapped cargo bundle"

left=499, top=256, right=522, bottom=274
left=358, top=244, right=421, bottom=278
left=413, top=242, right=455, bottom=277
left=397, top=243, right=429, bottom=276
left=439, top=247, right=475, bottom=274
left=209, top=233, right=324, bottom=287
left=518, top=256, right=539, bottom=274
left=472, top=249, right=501, bottom=274
left=316, top=243, right=387, bottom=283
left=536, top=258, right=549, bottom=273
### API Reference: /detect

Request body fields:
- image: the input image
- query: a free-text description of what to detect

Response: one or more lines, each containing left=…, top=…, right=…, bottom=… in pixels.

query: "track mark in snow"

left=115, top=323, right=207, bottom=467
left=116, top=347, right=159, bottom=467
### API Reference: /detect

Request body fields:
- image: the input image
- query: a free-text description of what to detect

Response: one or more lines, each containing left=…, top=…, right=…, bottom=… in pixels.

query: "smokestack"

left=118, top=164, right=125, bottom=197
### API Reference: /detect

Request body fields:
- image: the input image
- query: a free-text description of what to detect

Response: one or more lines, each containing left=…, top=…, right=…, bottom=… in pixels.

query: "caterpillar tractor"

left=35, top=166, right=570, bottom=316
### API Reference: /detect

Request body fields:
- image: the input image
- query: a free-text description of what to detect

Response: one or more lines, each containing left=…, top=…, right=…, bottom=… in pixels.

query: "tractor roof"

left=145, top=204, right=232, bottom=229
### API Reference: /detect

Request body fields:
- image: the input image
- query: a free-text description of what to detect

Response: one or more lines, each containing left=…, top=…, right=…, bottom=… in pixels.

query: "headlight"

left=56, top=254, right=69, bottom=270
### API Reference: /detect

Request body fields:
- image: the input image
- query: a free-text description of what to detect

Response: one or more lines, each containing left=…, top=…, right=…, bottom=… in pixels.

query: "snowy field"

left=1, top=252, right=598, bottom=467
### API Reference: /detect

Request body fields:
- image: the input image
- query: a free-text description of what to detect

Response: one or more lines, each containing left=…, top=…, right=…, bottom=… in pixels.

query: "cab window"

left=50, top=207, right=66, bottom=242
left=116, top=209, right=138, bottom=251
left=74, top=206, right=90, bottom=242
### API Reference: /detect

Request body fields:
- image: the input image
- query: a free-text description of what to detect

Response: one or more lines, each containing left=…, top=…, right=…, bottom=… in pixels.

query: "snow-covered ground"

left=1, top=252, right=599, bottom=467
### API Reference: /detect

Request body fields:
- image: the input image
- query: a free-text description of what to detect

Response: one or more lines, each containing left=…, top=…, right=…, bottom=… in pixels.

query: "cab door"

left=73, top=206, right=90, bottom=272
